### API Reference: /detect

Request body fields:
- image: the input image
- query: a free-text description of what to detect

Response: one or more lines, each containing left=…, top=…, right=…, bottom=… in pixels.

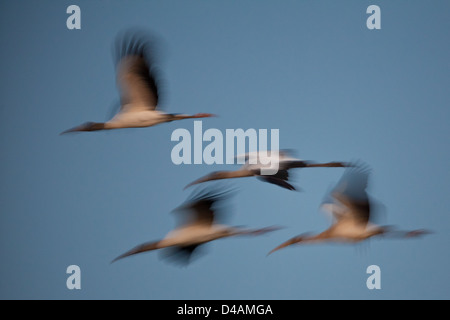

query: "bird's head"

left=60, top=122, right=105, bottom=134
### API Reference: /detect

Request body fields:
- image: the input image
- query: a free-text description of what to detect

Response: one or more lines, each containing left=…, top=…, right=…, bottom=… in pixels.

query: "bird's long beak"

left=60, top=125, right=84, bottom=135
left=183, top=172, right=222, bottom=190
left=183, top=178, right=206, bottom=190
left=60, top=122, right=105, bottom=135
left=267, top=241, right=292, bottom=256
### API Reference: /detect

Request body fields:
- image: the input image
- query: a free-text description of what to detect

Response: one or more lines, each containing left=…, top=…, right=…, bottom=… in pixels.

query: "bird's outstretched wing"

left=115, top=31, right=161, bottom=111
left=324, top=163, right=372, bottom=225
left=175, top=185, right=235, bottom=227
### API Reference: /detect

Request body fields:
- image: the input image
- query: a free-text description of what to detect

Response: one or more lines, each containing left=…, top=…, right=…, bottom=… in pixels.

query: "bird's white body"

left=238, top=151, right=298, bottom=171
left=326, top=221, right=382, bottom=242
left=106, top=108, right=169, bottom=129
left=160, top=224, right=235, bottom=247
left=319, top=202, right=378, bottom=241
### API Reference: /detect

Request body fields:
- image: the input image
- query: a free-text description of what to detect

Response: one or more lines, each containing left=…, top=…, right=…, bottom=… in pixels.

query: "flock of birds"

left=62, top=30, right=429, bottom=265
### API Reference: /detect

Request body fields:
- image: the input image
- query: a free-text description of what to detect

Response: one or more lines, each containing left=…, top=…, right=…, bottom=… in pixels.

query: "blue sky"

left=0, top=0, right=449, bottom=300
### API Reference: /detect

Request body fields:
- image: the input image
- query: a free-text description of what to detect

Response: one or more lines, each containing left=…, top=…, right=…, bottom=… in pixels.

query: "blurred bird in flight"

left=268, top=163, right=431, bottom=255
left=185, top=150, right=352, bottom=191
left=112, top=185, right=280, bottom=265
left=61, top=30, right=214, bottom=134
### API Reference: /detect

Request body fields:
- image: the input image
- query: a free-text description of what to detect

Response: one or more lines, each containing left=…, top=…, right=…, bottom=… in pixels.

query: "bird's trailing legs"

left=169, top=113, right=216, bottom=121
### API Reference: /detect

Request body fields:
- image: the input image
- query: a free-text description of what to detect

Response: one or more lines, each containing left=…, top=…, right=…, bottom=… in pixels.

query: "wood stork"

left=185, top=150, right=352, bottom=191
left=112, top=186, right=280, bottom=265
left=268, top=164, right=430, bottom=255
left=61, top=31, right=214, bottom=134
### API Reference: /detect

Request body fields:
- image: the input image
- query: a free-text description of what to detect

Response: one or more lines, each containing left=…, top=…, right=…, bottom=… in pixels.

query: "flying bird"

left=185, top=150, right=352, bottom=191
left=268, top=164, right=430, bottom=255
left=112, top=186, right=280, bottom=265
left=61, top=30, right=214, bottom=134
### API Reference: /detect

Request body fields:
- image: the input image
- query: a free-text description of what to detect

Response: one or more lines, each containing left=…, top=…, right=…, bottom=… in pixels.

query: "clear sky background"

left=1, top=0, right=449, bottom=300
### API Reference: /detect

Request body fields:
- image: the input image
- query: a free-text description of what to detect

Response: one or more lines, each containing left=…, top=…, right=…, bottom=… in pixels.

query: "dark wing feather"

left=258, top=176, right=296, bottom=190
left=333, top=192, right=371, bottom=225
left=115, top=32, right=161, bottom=110
left=188, top=196, right=216, bottom=226
left=174, top=186, right=234, bottom=227
left=330, top=163, right=372, bottom=224
left=257, top=169, right=296, bottom=190
left=160, top=244, right=202, bottom=266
